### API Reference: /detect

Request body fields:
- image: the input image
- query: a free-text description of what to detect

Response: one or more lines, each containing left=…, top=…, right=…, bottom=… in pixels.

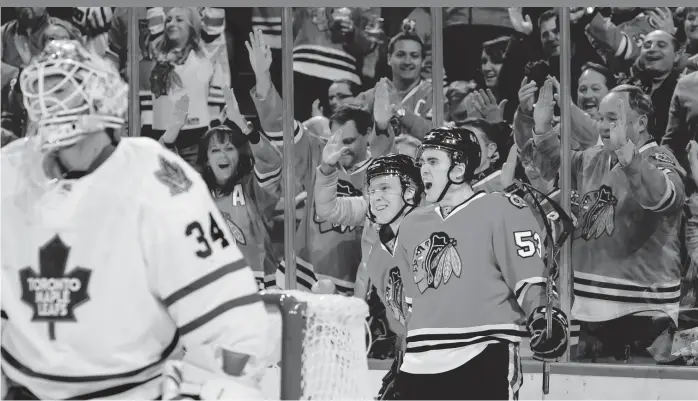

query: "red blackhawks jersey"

left=534, top=133, right=685, bottom=324
left=355, top=78, right=433, bottom=138
left=396, top=191, right=552, bottom=374
left=211, top=134, right=283, bottom=290
left=364, top=234, right=414, bottom=335
left=252, top=84, right=369, bottom=294
left=0, top=137, right=267, bottom=399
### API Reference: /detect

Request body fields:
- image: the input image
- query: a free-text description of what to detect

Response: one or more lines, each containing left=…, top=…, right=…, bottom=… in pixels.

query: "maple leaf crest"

left=155, top=155, right=192, bottom=196
left=19, top=235, right=92, bottom=341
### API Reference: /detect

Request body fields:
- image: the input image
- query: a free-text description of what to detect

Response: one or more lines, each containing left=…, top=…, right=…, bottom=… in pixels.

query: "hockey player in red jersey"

left=248, top=28, right=394, bottom=295
left=1, top=40, right=268, bottom=400
left=392, top=127, right=569, bottom=400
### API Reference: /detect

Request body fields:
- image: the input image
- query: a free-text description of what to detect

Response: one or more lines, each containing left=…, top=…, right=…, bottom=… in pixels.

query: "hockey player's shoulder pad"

left=1, top=137, right=40, bottom=200
left=119, top=137, right=208, bottom=203
left=396, top=203, right=434, bottom=235
left=488, top=190, right=530, bottom=210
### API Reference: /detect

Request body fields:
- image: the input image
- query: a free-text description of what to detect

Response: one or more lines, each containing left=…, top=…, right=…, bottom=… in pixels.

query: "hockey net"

left=262, top=290, right=373, bottom=400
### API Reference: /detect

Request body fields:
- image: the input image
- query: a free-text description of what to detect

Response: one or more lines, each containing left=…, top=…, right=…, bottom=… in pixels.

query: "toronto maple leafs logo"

left=19, top=236, right=91, bottom=341
left=155, top=155, right=192, bottom=196
left=385, top=267, right=408, bottom=326
left=221, top=211, right=247, bottom=245
left=412, top=232, right=462, bottom=293
left=575, top=185, right=617, bottom=241
left=314, top=179, right=362, bottom=234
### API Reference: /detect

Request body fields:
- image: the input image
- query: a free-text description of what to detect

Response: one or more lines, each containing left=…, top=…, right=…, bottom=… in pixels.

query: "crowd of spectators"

left=2, top=6, right=697, bottom=367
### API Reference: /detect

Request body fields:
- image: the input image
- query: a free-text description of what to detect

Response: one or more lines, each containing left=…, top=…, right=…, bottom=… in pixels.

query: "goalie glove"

left=527, top=306, right=569, bottom=361
left=73, top=7, right=113, bottom=36
left=162, top=359, right=263, bottom=400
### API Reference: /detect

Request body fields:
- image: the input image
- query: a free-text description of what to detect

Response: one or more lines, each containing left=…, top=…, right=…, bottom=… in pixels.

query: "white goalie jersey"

left=0, top=137, right=268, bottom=400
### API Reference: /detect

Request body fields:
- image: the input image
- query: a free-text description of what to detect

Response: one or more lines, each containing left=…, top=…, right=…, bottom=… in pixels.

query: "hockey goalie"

left=0, top=40, right=269, bottom=400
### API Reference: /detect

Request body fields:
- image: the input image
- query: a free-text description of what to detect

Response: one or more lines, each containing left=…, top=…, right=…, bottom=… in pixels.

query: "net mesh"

left=266, top=289, right=373, bottom=400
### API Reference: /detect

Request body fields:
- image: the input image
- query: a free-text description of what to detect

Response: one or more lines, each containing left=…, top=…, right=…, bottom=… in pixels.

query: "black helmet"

left=367, top=154, right=421, bottom=191
left=418, top=126, right=482, bottom=183
left=365, top=153, right=424, bottom=224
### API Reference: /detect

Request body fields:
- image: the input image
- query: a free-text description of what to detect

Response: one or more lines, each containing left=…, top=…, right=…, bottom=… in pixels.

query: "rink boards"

left=260, top=360, right=698, bottom=400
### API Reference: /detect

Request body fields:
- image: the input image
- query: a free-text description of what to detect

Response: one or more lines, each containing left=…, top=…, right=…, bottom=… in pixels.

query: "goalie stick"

left=506, top=180, right=575, bottom=396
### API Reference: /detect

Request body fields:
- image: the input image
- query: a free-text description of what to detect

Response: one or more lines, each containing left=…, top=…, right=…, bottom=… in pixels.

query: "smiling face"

left=577, top=68, right=610, bottom=119
left=481, top=50, right=503, bottom=89
left=367, top=175, right=410, bottom=224
left=165, top=8, right=191, bottom=46
left=206, top=134, right=239, bottom=185
left=640, top=30, right=677, bottom=75
left=388, top=38, right=423, bottom=82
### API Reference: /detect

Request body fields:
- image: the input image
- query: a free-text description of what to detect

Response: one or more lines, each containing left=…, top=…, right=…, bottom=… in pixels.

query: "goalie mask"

left=19, top=39, right=128, bottom=152
left=365, top=153, right=423, bottom=226
left=417, top=127, right=481, bottom=203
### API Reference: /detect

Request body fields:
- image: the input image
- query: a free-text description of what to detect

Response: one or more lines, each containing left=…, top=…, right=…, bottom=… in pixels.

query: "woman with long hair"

left=149, top=7, right=223, bottom=166
left=161, top=84, right=283, bottom=290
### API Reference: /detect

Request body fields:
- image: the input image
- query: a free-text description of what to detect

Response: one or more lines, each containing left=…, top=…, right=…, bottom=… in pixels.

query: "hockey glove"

left=527, top=306, right=569, bottom=361
left=377, top=349, right=402, bottom=400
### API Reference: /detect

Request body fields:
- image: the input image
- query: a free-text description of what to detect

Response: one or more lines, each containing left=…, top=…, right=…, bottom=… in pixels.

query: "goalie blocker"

left=386, top=126, right=569, bottom=400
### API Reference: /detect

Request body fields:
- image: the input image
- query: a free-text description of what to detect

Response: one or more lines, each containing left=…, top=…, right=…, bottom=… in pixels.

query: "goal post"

left=261, top=290, right=373, bottom=400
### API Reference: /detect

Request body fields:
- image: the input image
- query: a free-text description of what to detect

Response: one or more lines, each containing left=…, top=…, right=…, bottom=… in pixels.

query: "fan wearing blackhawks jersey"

left=1, top=40, right=268, bottom=400
left=248, top=30, right=393, bottom=294
left=353, top=26, right=433, bottom=140
left=532, top=84, right=686, bottom=360
left=196, top=84, right=283, bottom=290
left=392, top=127, right=569, bottom=400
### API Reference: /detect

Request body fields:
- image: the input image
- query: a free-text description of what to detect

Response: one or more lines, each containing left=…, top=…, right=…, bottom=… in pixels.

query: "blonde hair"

left=150, top=7, right=203, bottom=59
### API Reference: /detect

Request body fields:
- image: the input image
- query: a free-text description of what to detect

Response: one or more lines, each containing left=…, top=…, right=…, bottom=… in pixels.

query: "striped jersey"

left=252, top=7, right=282, bottom=49
left=137, top=7, right=226, bottom=129
left=0, top=137, right=267, bottom=399
left=396, top=191, right=551, bottom=374
left=365, top=233, right=414, bottom=335
left=211, top=134, right=283, bottom=290
left=534, top=130, right=686, bottom=324
left=252, top=84, right=369, bottom=295
left=292, top=7, right=380, bottom=85
left=354, top=79, right=433, bottom=139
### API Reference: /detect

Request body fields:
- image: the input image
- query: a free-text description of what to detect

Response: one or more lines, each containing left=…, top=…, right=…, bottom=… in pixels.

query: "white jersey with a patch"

left=0, top=137, right=268, bottom=400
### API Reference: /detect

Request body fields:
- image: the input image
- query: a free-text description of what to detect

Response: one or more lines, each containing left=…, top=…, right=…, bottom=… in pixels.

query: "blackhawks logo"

left=221, top=211, right=247, bottom=245
left=385, top=267, right=408, bottom=326
left=314, top=179, right=362, bottom=234
left=575, top=185, right=617, bottom=241
left=19, top=236, right=91, bottom=341
left=412, top=232, right=462, bottom=293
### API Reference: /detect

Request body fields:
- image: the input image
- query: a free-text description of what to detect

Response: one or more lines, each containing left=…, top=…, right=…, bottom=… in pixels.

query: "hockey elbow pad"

left=527, top=306, right=569, bottom=361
